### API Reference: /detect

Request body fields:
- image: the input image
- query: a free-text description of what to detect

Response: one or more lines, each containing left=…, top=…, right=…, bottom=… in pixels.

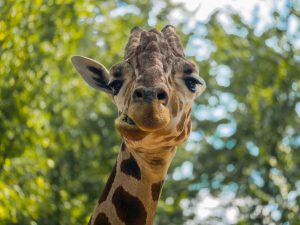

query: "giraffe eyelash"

left=108, top=80, right=123, bottom=95
left=184, top=77, right=203, bottom=93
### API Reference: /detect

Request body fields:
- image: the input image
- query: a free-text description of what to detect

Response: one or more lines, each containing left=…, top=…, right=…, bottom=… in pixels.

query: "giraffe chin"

left=115, top=115, right=149, bottom=141
left=115, top=108, right=170, bottom=141
left=128, top=102, right=171, bottom=132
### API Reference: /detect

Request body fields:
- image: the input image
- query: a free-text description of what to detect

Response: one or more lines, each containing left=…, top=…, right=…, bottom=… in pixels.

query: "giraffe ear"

left=71, top=55, right=112, bottom=94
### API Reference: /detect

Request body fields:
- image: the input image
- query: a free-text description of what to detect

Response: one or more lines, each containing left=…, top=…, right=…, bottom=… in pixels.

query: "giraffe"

left=71, top=25, right=206, bottom=225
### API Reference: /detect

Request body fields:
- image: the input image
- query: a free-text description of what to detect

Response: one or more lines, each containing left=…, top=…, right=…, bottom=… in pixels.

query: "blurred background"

left=1, top=0, right=300, bottom=224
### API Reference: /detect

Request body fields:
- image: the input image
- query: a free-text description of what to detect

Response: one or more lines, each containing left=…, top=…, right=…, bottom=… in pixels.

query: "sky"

left=171, top=0, right=275, bottom=24
left=166, top=0, right=282, bottom=62
left=171, top=0, right=300, bottom=50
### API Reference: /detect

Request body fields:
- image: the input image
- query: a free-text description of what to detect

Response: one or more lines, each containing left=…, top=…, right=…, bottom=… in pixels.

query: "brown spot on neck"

left=93, top=213, right=111, bottom=225
left=121, top=142, right=126, bottom=151
left=112, top=186, right=147, bottom=225
left=98, top=163, right=117, bottom=205
left=121, top=154, right=141, bottom=180
left=151, top=180, right=164, bottom=201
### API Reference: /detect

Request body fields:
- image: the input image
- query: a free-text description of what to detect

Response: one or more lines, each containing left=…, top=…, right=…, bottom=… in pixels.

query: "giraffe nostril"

left=133, top=87, right=168, bottom=103
left=133, top=89, right=143, bottom=99
left=157, top=91, right=167, bottom=100
left=156, top=89, right=168, bottom=105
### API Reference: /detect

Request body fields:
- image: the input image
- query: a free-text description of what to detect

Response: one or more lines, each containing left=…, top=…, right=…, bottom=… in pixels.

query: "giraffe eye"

left=184, top=77, right=203, bottom=93
left=108, top=80, right=123, bottom=95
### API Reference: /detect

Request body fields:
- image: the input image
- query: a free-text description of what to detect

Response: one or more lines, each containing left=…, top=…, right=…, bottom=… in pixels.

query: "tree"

left=1, top=0, right=299, bottom=225
left=157, top=2, right=300, bottom=224
left=0, top=1, right=183, bottom=224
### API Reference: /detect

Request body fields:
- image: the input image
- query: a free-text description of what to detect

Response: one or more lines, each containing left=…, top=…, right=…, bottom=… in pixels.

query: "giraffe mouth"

left=127, top=102, right=170, bottom=132
left=122, top=115, right=136, bottom=125
left=115, top=113, right=149, bottom=141
left=116, top=101, right=170, bottom=140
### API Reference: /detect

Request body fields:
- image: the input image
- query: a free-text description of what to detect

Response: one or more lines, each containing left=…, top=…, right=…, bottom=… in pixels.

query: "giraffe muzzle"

left=128, top=101, right=170, bottom=132
left=132, top=86, right=169, bottom=105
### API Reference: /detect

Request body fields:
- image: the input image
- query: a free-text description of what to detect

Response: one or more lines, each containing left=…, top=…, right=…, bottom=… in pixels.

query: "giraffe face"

left=71, top=26, right=206, bottom=149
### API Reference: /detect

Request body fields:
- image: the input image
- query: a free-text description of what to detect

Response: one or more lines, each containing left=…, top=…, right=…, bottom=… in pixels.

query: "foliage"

left=156, top=2, right=300, bottom=225
left=1, top=0, right=299, bottom=225
left=0, top=0, right=180, bottom=224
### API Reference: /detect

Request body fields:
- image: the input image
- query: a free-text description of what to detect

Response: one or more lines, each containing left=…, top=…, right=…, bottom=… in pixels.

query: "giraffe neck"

left=89, top=142, right=176, bottom=225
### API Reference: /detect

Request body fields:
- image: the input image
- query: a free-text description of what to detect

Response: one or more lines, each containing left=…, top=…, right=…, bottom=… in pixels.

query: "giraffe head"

left=71, top=26, right=206, bottom=151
